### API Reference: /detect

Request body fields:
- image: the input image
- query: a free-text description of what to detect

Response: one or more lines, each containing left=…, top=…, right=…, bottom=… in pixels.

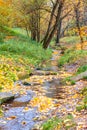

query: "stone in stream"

left=0, top=92, right=14, bottom=104
left=22, top=81, right=32, bottom=86
left=33, top=70, right=57, bottom=76
left=71, top=71, right=87, bottom=81
left=14, top=95, right=31, bottom=103
left=27, top=90, right=36, bottom=97
left=35, top=66, right=58, bottom=71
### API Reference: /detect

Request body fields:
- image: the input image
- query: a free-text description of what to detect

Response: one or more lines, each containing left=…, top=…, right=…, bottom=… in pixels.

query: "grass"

left=0, top=40, right=51, bottom=64
left=60, top=36, right=87, bottom=44
left=76, top=87, right=87, bottom=112
left=63, top=76, right=76, bottom=85
left=41, top=114, right=76, bottom=130
left=58, top=49, right=87, bottom=67
left=42, top=117, right=62, bottom=130
left=77, top=65, right=87, bottom=74
left=0, top=27, right=52, bottom=91
left=0, top=107, right=3, bottom=117
left=0, top=26, right=31, bottom=43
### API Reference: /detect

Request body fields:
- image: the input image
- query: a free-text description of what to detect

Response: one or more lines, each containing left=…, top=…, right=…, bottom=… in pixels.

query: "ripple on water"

left=0, top=107, right=39, bottom=130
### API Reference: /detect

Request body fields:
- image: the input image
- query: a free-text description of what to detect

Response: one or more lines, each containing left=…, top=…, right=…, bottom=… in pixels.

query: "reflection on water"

left=43, top=79, right=65, bottom=99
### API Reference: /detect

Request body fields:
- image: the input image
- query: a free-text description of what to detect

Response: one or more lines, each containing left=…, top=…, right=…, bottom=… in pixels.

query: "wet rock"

left=0, top=92, right=14, bottom=104
left=27, top=90, right=35, bottom=97
left=13, top=95, right=32, bottom=107
left=33, top=70, right=57, bottom=76
left=36, top=67, right=58, bottom=72
left=35, top=67, right=42, bottom=70
left=14, top=93, right=20, bottom=98
left=43, top=67, right=58, bottom=72
left=65, top=63, right=78, bottom=73
left=71, top=71, right=87, bottom=81
left=14, top=95, right=31, bottom=103
left=22, top=81, right=41, bottom=86
left=22, top=81, right=32, bottom=86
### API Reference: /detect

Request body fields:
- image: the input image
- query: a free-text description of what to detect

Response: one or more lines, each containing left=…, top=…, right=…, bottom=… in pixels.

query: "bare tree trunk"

left=25, top=26, right=29, bottom=37
left=37, top=9, right=40, bottom=42
left=43, top=0, right=65, bottom=49
left=74, top=2, right=84, bottom=49
left=42, top=0, right=59, bottom=45
left=31, top=13, right=37, bottom=41
left=56, top=20, right=62, bottom=46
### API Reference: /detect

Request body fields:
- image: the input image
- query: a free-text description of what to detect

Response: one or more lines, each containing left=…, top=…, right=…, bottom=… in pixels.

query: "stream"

left=0, top=50, right=86, bottom=130
left=0, top=50, right=64, bottom=130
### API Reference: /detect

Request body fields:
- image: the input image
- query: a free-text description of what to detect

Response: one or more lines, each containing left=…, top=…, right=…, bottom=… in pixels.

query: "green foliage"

left=0, top=86, right=3, bottom=90
left=41, top=114, right=76, bottom=130
left=0, top=26, right=23, bottom=37
left=0, top=41, right=52, bottom=65
left=64, top=76, right=76, bottom=85
left=76, top=102, right=87, bottom=112
left=77, top=65, right=87, bottom=74
left=71, top=80, right=76, bottom=85
left=76, top=105, right=84, bottom=112
left=0, top=107, right=3, bottom=117
left=81, top=87, right=87, bottom=96
left=0, top=26, right=31, bottom=44
left=76, top=87, right=87, bottom=112
left=0, top=28, right=52, bottom=91
left=0, top=33, right=4, bottom=43
left=60, top=36, right=86, bottom=44
left=41, top=117, right=62, bottom=130
left=83, top=96, right=87, bottom=104
left=58, top=50, right=87, bottom=67
left=60, top=36, right=80, bottom=44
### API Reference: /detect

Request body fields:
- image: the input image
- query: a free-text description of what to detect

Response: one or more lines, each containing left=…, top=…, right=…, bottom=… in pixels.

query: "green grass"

left=63, top=76, right=76, bottom=85
left=42, top=117, right=62, bottom=130
left=0, top=26, right=25, bottom=36
left=0, top=26, right=31, bottom=44
left=76, top=87, right=87, bottom=112
left=0, top=41, right=52, bottom=67
left=58, top=49, right=87, bottom=67
left=77, top=65, right=87, bottom=74
left=41, top=114, right=76, bottom=130
left=0, top=107, right=3, bottom=117
left=60, top=36, right=86, bottom=44
left=81, top=87, right=87, bottom=96
left=0, top=27, right=52, bottom=91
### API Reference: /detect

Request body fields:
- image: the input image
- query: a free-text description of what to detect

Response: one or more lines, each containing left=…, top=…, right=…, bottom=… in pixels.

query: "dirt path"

left=0, top=50, right=87, bottom=130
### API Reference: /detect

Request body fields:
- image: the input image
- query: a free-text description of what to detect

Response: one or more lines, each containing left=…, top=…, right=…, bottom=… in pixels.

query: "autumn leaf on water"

left=21, top=121, right=27, bottom=125
left=7, top=116, right=17, bottom=120
left=22, top=107, right=29, bottom=112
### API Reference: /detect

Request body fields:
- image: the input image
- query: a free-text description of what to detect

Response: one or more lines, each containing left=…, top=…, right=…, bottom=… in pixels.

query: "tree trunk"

left=56, top=20, right=62, bottom=46
left=42, top=0, right=59, bottom=45
left=43, top=0, right=64, bottom=49
left=37, top=9, right=40, bottom=42
left=74, top=5, right=84, bottom=49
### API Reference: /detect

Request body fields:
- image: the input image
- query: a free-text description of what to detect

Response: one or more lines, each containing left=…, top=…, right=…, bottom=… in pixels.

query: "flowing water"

left=0, top=50, right=86, bottom=130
